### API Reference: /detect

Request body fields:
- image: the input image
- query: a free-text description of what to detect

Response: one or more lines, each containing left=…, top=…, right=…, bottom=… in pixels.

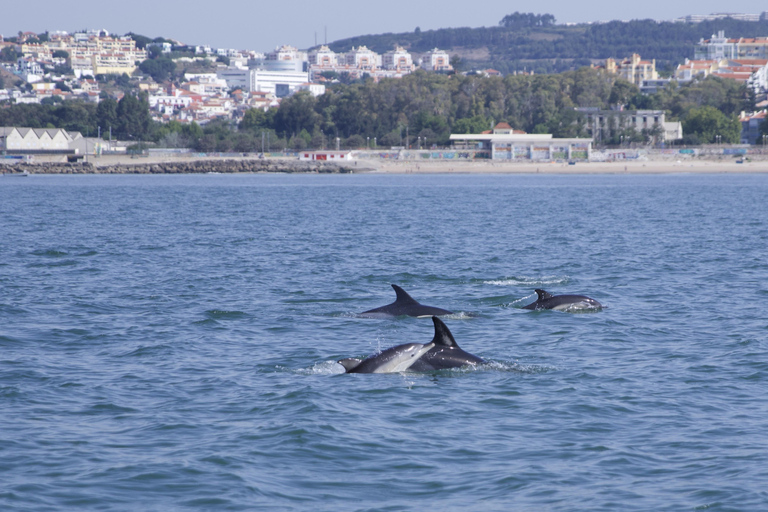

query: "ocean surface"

left=1, top=172, right=767, bottom=511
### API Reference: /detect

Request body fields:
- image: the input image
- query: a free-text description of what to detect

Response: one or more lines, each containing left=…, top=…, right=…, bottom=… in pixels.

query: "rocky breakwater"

left=1, top=158, right=360, bottom=175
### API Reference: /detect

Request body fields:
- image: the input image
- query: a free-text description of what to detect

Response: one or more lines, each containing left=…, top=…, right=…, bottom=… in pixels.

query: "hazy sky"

left=2, top=1, right=764, bottom=52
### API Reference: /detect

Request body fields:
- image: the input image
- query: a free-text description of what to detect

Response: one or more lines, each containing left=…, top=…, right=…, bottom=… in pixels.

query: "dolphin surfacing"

left=359, top=284, right=453, bottom=318
left=339, top=316, right=484, bottom=373
left=339, top=342, right=435, bottom=373
left=522, top=289, right=603, bottom=311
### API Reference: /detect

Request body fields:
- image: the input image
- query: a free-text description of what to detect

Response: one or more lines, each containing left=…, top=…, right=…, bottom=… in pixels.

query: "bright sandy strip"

left=27, top=153, right=768, bottom=174
left=362, top=158, right=768, bottom=174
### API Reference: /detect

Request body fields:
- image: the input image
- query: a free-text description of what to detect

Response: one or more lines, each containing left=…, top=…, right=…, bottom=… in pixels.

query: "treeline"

left=0, top=69, right=751, bottom=148
left=328, top=16, right=768, bottom=74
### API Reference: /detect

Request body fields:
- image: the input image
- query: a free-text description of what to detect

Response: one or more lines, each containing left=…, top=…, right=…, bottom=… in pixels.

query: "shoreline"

left=3, top=153, right=768, bottom=175
left=361, top=158, right=768, bottom=174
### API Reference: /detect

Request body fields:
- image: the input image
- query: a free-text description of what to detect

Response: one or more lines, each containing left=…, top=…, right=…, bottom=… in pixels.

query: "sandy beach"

left=362, top=158, right=768, bottom=174
left=18, top=153, right=768, bottom=174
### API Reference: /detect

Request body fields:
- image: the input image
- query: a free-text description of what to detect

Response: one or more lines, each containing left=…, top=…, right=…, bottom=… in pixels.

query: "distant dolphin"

left=408, top=316, right=485, bottom=371
left=339, top=316, right=484, bottom=373
left=359, top=284, right=453, bottom=318
left=522, top=289, right=603, bottom=311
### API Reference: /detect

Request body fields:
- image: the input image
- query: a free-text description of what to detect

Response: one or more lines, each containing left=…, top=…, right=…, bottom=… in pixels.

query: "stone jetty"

left=1, top=158, right=358, bottom=175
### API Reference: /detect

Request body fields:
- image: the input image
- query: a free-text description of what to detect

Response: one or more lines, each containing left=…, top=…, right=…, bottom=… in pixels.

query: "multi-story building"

left=739, top=111, right=767, bottom=144
left=20, top=32, right=147, bottom=77
left=382, top=46, right=414, bottom=71
left=262, top=45, right=307, bottom=72
left=308, top=45, right=338, bottom=67
left=575, top=108, right=682, bottom=143
left=420, top=48, right=452, bottom=72
left=344, top=46, right=379, bottom=70
left=217, top=67, right=312, bottom=98
left=695, top=31, right=768, bottom=60
left=604, top=54, right=658, bottom=86
left=676, top=13, right=763, bottom=23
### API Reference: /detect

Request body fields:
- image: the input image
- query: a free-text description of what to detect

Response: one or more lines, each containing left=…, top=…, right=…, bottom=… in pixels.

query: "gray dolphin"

left=338, top=341, right=435, bottom=374
left=409, top=316, right=485, bottom=371
left=339, top=316, right=484, bottom=373
left=522, top=289, right=603, bottom=311
left=359, top=284, right=453, bottom=318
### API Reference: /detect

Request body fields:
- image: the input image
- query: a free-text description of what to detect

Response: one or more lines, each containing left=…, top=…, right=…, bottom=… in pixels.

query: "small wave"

left=481, top=360, right=558, bottom=374
left=30, top=248, right=69, bottom=257
left=484, top=275, right=570, bottom=286
left=293, top=361, right=346, bottom=375
left=204, top=309, right=247, bottom=320
left=295, top=360, right=553, bottom=376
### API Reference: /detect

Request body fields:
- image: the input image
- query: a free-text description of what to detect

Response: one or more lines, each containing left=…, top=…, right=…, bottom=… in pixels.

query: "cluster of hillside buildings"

left=594, top=32, right=768, bottom=95
left=3, top=25, right=768, bottom=145
left=0, top=29, right=454, bottom=125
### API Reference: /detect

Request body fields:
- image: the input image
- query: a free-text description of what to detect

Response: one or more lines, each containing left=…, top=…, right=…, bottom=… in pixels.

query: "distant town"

left=3, top=11, right=768, bottom=161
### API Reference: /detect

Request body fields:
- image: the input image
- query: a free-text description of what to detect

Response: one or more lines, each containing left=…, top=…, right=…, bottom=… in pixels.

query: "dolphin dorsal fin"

left=431, top=316, right=458, bottom=347
left=391, top=284, right=419, bottom=305
left=535, top=289, right=554, bottom=300
left=338, top=358, right=362, bottom=372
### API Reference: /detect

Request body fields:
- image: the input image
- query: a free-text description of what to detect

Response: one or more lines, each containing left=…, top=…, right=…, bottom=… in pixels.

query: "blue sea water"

left=1, top=172, right=767, bottom=511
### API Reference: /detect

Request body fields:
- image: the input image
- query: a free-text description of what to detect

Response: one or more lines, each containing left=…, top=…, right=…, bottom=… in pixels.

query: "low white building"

left=0, top=127, right=82, bottom=153
left=450, top=128, right=592, bottom=161
left=299, top=150, right=353, bottom=161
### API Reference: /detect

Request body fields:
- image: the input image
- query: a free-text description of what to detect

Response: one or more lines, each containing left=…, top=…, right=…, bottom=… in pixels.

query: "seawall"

left=0, top=158, right=357, bottom=175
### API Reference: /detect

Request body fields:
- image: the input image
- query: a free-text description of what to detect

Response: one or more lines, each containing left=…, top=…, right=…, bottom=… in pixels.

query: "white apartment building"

left=345, top=46, right=379, bottom=70
left=420, top=48, right=452, bottom=71
left=382, top=46, right=414, bottom=71
left=695, top=31, right=768, bottom=60
left=308, top=45, right=338, bottom=67
left=217, top=67, right=311, bottom=97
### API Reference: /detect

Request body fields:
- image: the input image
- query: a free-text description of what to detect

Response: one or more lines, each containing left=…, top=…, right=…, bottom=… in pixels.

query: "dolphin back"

left=360, top=284, right=453, bottom=317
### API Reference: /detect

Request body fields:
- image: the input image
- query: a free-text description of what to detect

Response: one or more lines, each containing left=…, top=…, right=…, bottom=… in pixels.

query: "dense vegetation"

left=328, top=15, right=768, bottom=74
left=0, top=68, right=750, bottom=148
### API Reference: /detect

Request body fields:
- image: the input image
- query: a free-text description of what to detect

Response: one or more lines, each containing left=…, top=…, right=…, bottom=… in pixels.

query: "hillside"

left=326, top=17, right=768, bottom=74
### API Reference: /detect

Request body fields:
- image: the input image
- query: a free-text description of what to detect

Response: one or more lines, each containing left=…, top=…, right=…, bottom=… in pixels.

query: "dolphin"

left=338, top=341, right=436, bottom=374
left=359, top=284, right=453, bottom=318
left=522, top=289, right=603, bottom=311
left=408, top=316, right=485, bottom=371
left=339, top=316, right=484, bottom=373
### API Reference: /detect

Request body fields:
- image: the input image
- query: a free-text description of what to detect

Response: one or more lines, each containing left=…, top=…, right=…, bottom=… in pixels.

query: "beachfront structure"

left=575, top=108, right=683, bottom=143
left=299, top=150, right=353, bottom=161
left=449, top=124, right=592, bottom=161
left=0, top=127, right=82, bottom=153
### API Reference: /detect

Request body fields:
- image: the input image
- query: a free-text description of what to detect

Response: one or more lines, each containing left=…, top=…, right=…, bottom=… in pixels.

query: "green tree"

left=0, top=46, right=19, bottom=62
left=96, top=98, right=118, bottom=135
left=115, top=92, right=151, bottom=140
left=682, top=106, right=740, bottom=143
left=274, top=91, right=321, bottom=138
